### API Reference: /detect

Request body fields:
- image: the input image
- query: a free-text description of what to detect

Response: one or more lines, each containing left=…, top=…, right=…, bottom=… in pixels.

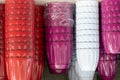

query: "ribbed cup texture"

left=0, top=4, right=7, bottom=80
left=5, top=0, right=35, bottom=57
left=76, top=0, right=99, bottom=80
left=101, top=0, right=120, bottom=54
left=97, top=33, right=117, bottom=80
left=5, top=0, right=35, bottom=80
left=45, top=2, right=74, bottom=74
left=31, top=5, right=44, bottom=80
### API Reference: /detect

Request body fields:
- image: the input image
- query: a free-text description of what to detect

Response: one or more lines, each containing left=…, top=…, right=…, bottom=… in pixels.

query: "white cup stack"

left=68, top=53, right=79, bottom=80
left=68, top=29, right=79, bottom=80
left=76, top=0, right=99, bottom=80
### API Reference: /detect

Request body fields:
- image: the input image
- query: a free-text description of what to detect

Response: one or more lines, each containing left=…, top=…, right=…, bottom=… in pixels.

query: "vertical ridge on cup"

left=98, top=42, right=117, bottom=80
left=75, top=0, right=99, bottom=80
left=0, top=4, right=8, bottom=80
left=5, top=0, right=35, bottom=80
left=5, top=0, right=35, bottom=57
left=45, top=2, right=74, bottom=74
left=101, top=0, right=120, bottom=54
left=31, top=5, right=45, bottom=80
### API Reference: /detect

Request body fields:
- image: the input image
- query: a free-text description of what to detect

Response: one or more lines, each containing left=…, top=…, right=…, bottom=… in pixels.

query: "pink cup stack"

left=98, top=41, right=117, bottom=80
left=101, top=0, right=120, bottom=54
left=45, top=2, right=74, bottom=74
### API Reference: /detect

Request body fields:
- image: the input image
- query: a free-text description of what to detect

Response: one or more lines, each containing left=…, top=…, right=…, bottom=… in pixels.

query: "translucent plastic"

left=101, top=0, right=120, bottom=54
left=34, top=0, right=76, bottom=5
left=45, top=2, right=73, bottom=74
left=5, top=0, right=35, bottom=57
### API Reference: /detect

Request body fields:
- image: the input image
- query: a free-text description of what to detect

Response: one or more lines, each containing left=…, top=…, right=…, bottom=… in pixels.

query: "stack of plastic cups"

left=76, top=0, right=99, bottom=80
left=45, top=2, right=74, bottom=74
left=101, top=0, right=120, bottom=54
left=68, top=52, right=79, bottom=80
left=98, top=42, right=117, bottom=80
left=0, top=4, right=7, bottom=80
left=31, top=6, right=45, bottom=80
left=5, top=0, right=35, bottom=80
left=68, top=15, right=79, bottom=80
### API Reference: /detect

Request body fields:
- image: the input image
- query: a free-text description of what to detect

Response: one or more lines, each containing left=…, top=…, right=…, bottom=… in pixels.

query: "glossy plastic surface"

left=31, top=55, right=44, bottom=80
left=98, top=32, right=117, bottom=80
left=98, top=47, right=117, bottom=80
left=31, top=6, right=44, bottom=80
left=0, top=4, right=7, bottom=80
left=76, top=0, right=99, bottom=80
left=45, top=2, right=73, bottom=74
left=5, top=57, right=34, bottom=80
left=5, top=0, right=35, bottom=80
left=0, top=54, right=7, bottom=80
left=5, top=0, right=35, bottom=57
left=101, top=0, right=120, bottom=54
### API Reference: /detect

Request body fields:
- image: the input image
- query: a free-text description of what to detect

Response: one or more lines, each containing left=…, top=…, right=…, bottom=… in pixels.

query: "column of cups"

left=76, top=0, right=99, bottom=52
left=75, top=1, right=99, bottom=80
left=5, top=0, right=35, bottom=57
left=101, top=0, right=120, bottom=54
left=45, top=2, right=74, bottom=74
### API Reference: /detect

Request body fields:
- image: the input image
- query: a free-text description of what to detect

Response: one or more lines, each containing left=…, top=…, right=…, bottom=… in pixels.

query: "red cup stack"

left=31, top=6, right=45, bottom=80
left=0, top=4, right=7, bottom=80
left=5, top=0, right=35, bottom=80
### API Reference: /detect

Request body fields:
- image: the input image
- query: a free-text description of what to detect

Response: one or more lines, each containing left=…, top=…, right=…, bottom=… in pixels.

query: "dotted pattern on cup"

left=101, top=0, right=120, bottom=32
left=5, top=0, right=35, bottom=57
left=101, top=0, right=120, bottom=54
left=35, top=6, right=45, bottom=59
left=0, top=4, right=4, bottom=54
left=45, top=2, right=74, bottom=72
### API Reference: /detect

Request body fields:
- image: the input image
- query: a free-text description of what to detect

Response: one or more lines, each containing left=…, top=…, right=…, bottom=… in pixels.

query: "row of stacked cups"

left=0, top=0, right=119, bottom=80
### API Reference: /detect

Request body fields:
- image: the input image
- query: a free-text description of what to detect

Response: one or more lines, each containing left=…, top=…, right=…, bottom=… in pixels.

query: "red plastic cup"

left=5, top=0, right=35, bottom=57
left=5, top=57, right=35, bottom=80
left=31, top=5, right=45, bottom=80
left=0, top=54, right=7, bottom=80
left=31, top=54, right=44, bottom=80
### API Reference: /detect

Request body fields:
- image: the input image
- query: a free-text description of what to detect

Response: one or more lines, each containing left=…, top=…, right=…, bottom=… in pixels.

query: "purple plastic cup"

left=102, top=31, right=120, bottom=54
left=98, top=30, right=117, bottom=80
left=45, top=2, right=73, bottom=74
left=98, top=50, right=117, bottom=80
left=101, top=0, right=120, bottom=54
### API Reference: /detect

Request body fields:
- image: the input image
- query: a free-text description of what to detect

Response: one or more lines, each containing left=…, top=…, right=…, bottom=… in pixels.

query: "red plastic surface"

left=0, top=54, right=7, bottom=80
left=31, top=54, right=44, bottom=80
left=6, top=57, right=34, bottom=80
left=31, top=6, right=44, bottom=80
left=0, top=4, right=7, bottom=80
left=5, top=0, right=35, bottom=57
